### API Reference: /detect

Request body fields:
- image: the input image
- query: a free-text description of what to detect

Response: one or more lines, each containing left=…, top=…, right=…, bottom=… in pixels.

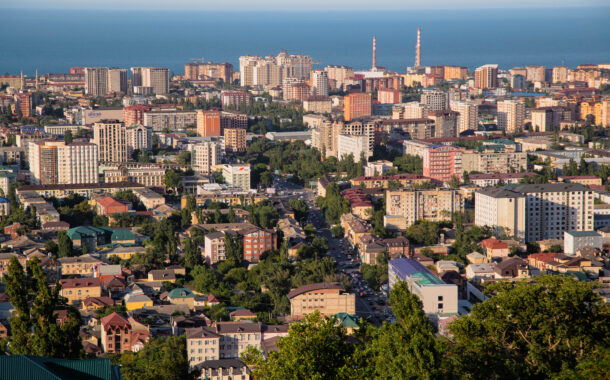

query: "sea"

left=1, top=7, right=610, bottom=76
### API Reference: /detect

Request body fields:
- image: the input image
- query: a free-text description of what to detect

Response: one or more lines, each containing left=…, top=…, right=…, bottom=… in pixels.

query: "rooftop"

left=389, top=258, right=445, bottom=286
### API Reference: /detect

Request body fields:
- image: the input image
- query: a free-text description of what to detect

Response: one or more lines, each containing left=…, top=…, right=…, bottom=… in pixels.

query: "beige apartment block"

left=287, top=282, right=356, bottom=319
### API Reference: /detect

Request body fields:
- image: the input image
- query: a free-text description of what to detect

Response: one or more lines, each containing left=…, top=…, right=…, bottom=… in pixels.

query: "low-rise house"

left=98, top=246, right=147, bottom=261
left=340, top=213, right=371, bottom=247
left=59, top=278, right=102, bottom=306
left=124, top=292, right=153, bottom=311
left=148, top=269, right=176, bottom=283
left=436, top=260, right=460, bottom=274
left=480, top=238, right=510, bottom=261
left=167, top=287, right=196, bottom=309
left=494, top=258, right=530, bottom=279
left=287, top=282, right=356, bottom=320
left=466, top=252, right=487, bottom=264
left=382, top=236, right=410, bottom=259
left=94, top=196, right=131, bottom=216
left=465, top=263, right=496, bottom=281
left=103, top=276, right=127, bottom=294
left=229, top=309, right=256, bottom=321
left=132, top=188, right=165, bottom=210
left=66, top=226, right=136, bottom=250
left=81, top=296, right=115, bottom=311
left=194, top=294, right=220, bottom=308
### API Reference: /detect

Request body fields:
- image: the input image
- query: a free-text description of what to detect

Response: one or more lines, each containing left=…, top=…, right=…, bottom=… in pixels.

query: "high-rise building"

left=422, top=145, right=462, bottom=182
left=85, top=67, right=109, bottom=96
left=526, top=65, right=546, bottom=83
left=220, top=91, right=249, bottom=109
left=239, top=51, right=313, bottom=88
left=311, top=121, right=338, bottom=158
left=601, top=99, right=610, bottom=128
left=378, top=88, right=401, bottom=104
left=107, top=68, right=128, bottom=93
left=474, top=64, right=499, bottom=89
left=197, top=110, right=221, bottom=137
left=443, top=66, right=468, bottom=81
left=192, top=141, right=222, bottom=174
left=414, top=28, right=421, bottom=68
left=184, top=61, right=233, bottom=83
left=131, top=67, right=169, bottom=95
left=475, top=184, right=594, bottom=242
left=324, top=65, right=354, bottom=89
left=511, top=74, right=525, bottom=90
left=284, top=82, right=311, bottom=102
left=531, top=108, right=555, bottom=132
left=126, top=125, right=152, bottom=154
left=14, top=93, right=32, bottom=117
left=337, top=134, right=372, bottom=162
left=344, top=92, right=372, bottom=121
left=28, top=140, right=99, bottom=185
left=123, top=105, right=151, bottom=126
left=93, top=120, right=128, bottom=163
left=384, top=188, right=464, bottom=230
left=421, top=90, right=448, bottom=111
left=222, top=164, right=251, bottom=190
left=392, top=102, right=429, bottom=119
left=450, top=100, right=479, bottom=134
left=224, top=128, right=247, bottom=153
left=552, top=66, right=569, bottom=84
left=428, top=110, right=458, bottom=138
left=310, top=70, right=329, bottom=97
left=497, top=100, right=525, bottom=133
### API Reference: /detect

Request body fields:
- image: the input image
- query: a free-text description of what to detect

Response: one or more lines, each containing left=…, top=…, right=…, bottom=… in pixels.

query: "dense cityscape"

left=0, top=20, right=609, bottom=380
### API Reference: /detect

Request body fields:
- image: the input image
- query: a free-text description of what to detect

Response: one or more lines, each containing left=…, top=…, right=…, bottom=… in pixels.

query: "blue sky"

left=2, top=0, right=608, bottom=10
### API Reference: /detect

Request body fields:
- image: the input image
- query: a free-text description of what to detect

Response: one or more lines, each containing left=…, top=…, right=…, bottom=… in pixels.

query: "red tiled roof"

left=101, top=312, right=129, bottom=329
left=60, top=278, right=101, bottom=289
left=480, top=238, right=509, bottom=250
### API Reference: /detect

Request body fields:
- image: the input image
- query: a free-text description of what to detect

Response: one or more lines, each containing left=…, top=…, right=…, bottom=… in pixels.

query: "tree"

left=372, top=281, right=441, bottom=379
left=57, top=231, right=73, bottom=258
left=183, top=237, right=202, bottom=270
left=5, top=257, right=82, bottom=358
left=64, top=129, right=73, bottom=144
left=114, top=336, right=195, bottom=380
left=448, top=276, right=610, bottom=379
left=163, top=169, right=181, bottom=193
left=243, top=311, right=354, bottom=379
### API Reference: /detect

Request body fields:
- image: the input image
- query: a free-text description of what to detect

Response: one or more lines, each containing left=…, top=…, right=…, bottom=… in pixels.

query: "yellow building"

left=579, top=101, right=602, bottom=125
left=58, top=255, right=104, bottom=276
left=340, top=213, right=371, bottom=246
left=287, top=282, right=356, bottom=320
left=59, top=278, right=102, bottom=306
left=98, top=246, right=147, bottom=260
left=124, top=293, right=153, bottom=311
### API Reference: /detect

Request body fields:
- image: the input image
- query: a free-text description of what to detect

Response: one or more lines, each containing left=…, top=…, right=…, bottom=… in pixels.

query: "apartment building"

left=474, top=183, right=594, bottom=242
left=107, top=68, right=127, bottom=93
left=497, top=100, right=525, bottom=133
left=337, top=134, right=371, bottom=162
left=422, top=145, right=462, bottom=182
left=428, top=110, right=458, bottom=138
left=388, top=258, right=458, bottom=318
left=239, top=224, right=277, bottom=263
left=392, top=102, right=429, bottom=119
left=303, top=96, right=332, bottom=114
left=526, top=65, right=546, bottom=83
left=239, top=51, right=313, bottom=87
left=204, top=231, right=229, bottom=265
left=344, top=92, right=372, bottom=121
left=28, top=140, right=99, bottom=185
left=462, top=151, right=527, bottom=174
left=93, top=120, right=128, bottom=163
left=310, top=69, right=329, bottom=97
left=222, top=164, right=250, bottom=190
left=192, top=141, right=222, bottom=174
left=123, top=105, right=150, bottom=126
left=184, top=61, right=233, bottom=83
left=531, top=107, right=555, bottom=132
left=421, top=90, right=449, bottom=111
left=450, top=100, right=479, bottom=134
left=131, top=67, right=169, bottom=95
left=474, top=64, right=498, bottom=89
left=324, top=65, right=354, bottom=89
left=287, top=282, right=356, bottom=319
left=103, top=163, right=165, bottom=187
left=384, top=188, right=464, bottom=230
left=126, top=124, right=152, bottom=154
left=84, top=67, right=108, bottom=96
left=197, top=110, right=221, bottom=137
left=221, top=91, right=249, bottom=109
left=101, top=312, right=150, bottom=354
left=443, top=65, right=468, bottom=81
left=552, top=66, right=569, bottom=83
left=223, top=128, right=246, bottom=153
left=311, top=121, right=338, bottom=158
left=143, top=110, right=197, bottom=131
left=378, top=88, right=401, bottom=104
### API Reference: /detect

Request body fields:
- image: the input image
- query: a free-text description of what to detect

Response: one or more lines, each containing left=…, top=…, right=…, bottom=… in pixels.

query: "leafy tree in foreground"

left=448, top=275, right=610, bottom=379
left=242, top=311, right=353, bottom=380
left=115, top=336, right=195, bottom=380
left=372, top=281, right=441, bottom=379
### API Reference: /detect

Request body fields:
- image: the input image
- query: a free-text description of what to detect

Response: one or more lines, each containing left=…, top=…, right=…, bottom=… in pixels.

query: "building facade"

left=384, top=188, right=464, bottom=230
left=93, top=120, right=128, bottom=163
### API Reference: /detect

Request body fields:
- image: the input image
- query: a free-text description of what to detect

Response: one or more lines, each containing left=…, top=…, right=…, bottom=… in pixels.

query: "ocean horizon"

left=1, top=7, right=609, bottom=76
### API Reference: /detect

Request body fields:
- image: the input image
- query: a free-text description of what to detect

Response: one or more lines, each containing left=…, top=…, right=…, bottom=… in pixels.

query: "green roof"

left=167, top=288, right=195, bottom=299
left=565, top=230, right=600, bottom=237
left=111, top=228, right=135, bottom=241
left=0, top=355, right=122, bottom=380
left=66, top=226, right=134, bottom=242
left=411, top=271, right=445, bottom=286
left=336, top=312, right=359, bottom=328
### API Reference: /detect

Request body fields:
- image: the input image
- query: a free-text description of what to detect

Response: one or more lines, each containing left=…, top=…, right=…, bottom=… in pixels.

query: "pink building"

left=378, top=88, right=401, bottom=104
left=422, top=145, right=462, bottom=182
left=221, top=91, right=250, bottom=109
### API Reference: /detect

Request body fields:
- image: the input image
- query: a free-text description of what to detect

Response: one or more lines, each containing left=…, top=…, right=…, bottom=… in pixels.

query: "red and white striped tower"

left=372, top=36, right=377, bottom=70
left=415, top=28, right=421, bottom=67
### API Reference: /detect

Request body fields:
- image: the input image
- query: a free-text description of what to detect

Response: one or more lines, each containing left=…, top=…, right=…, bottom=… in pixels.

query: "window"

left=438, top=303, right=443, bottom=310
left=438, top=296, right=443, bottom=301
